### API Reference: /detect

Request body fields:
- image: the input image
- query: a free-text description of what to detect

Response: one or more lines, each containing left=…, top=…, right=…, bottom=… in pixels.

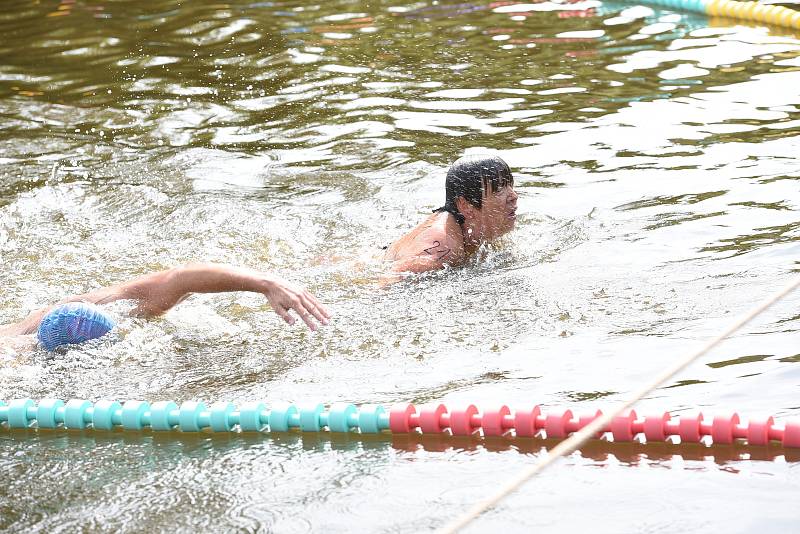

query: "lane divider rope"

left=2, top=398, right=800, bottom=448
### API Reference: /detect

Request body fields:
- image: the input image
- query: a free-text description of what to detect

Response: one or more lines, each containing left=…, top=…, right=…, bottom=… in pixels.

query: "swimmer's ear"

left=455, top=196, right=479, bottom=216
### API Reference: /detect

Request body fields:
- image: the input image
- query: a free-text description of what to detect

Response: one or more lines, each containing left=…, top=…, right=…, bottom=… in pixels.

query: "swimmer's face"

left=479, top=184, right=518, bottom=239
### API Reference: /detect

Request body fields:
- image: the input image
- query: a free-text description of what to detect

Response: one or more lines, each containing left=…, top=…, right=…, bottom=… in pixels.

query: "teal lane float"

left=0, top=399, right=388, bottom=434
left=3, top=398, right=800, bottom=449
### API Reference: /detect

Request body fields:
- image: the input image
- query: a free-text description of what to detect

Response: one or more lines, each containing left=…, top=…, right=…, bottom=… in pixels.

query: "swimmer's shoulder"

left=385, top=211, right=466, bottom=266
left=418, top=212, right=464, bottom=251
left=396, top=223, right=464, bottom=271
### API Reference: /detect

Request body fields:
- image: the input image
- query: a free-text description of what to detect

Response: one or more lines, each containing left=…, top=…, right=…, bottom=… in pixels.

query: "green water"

left=2, top=0, right=800, bottom=532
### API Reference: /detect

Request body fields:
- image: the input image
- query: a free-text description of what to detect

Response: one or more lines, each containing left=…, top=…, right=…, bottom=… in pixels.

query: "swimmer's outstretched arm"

left=2, top=263, right=330, bottom=335
left=95, top=263, right=331, bottom=330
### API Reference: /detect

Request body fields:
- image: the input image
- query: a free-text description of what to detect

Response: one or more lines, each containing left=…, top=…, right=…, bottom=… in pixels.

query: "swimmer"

left=0, top=263, right=330, bottom=353
left=384, top=154, right=518, bottom=276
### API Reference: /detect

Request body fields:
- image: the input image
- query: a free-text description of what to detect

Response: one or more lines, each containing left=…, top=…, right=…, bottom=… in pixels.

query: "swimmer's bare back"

left=384, top=211, right=466, bottom=274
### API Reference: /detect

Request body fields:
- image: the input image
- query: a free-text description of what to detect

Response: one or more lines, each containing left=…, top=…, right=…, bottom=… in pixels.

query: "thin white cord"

left=438, top=274, right=800, bottom=534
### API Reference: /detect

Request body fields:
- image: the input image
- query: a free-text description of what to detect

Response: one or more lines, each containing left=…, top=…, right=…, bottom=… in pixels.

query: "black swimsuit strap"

left=433, top=205, right=465, bottom=226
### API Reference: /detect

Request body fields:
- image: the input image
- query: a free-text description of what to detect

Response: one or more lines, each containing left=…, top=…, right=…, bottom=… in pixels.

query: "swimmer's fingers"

left=262, top=277, right=329, bottom=330
left=302, top=290, right=330, bottom=323
left=273, top=304, right=297, bottom=327
left=289, top=295, right=321, bottom=331
left=273, top=293, right=318, bottom=331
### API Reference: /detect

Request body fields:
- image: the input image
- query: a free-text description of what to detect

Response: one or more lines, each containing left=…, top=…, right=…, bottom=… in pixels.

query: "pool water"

left=1, top=0, right=800, bottom=532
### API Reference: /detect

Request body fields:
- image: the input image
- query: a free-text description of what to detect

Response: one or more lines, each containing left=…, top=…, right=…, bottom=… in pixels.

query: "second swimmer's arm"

left=87, top=263, right=331, bottom=330
left=3, top=264, right=331, bottom=335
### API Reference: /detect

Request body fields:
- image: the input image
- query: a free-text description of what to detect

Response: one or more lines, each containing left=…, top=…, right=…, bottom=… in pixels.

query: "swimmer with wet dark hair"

left=0, top=263, right=330, bottom=353
left=384, top=154, right=518, bottom=275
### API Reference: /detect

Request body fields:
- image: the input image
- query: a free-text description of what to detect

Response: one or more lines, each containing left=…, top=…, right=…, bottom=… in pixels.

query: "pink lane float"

left=2, top=398, right=799, bottom=449
left=389, top=404, right=800, bottom=447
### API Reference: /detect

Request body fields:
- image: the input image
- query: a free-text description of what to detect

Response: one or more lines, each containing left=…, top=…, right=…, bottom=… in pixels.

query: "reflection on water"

left=2, top=0, right=800, bottom=532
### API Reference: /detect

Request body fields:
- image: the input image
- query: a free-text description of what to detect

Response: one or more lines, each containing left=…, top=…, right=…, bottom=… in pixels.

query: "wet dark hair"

left=433, top=154, right=514, bottom=225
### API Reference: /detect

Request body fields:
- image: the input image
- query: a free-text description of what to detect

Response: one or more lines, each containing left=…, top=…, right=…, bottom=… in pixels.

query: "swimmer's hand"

left=261, top=275, right=331, bottom=331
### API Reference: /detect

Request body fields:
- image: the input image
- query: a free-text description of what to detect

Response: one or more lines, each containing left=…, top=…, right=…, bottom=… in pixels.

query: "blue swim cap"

left=37, top=302, right=116, bottom=351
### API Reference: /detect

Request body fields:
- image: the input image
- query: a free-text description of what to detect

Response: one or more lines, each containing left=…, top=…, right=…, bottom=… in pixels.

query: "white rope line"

left=438, top=273, right=800, bottom=534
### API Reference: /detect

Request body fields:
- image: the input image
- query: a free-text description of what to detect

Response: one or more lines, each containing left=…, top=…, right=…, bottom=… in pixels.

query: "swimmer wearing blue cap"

left=0, top=263, right=330, bottom=352
left=36, top=302, right=117, bottom=352
left=384, top=154, right=518, bottom=275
